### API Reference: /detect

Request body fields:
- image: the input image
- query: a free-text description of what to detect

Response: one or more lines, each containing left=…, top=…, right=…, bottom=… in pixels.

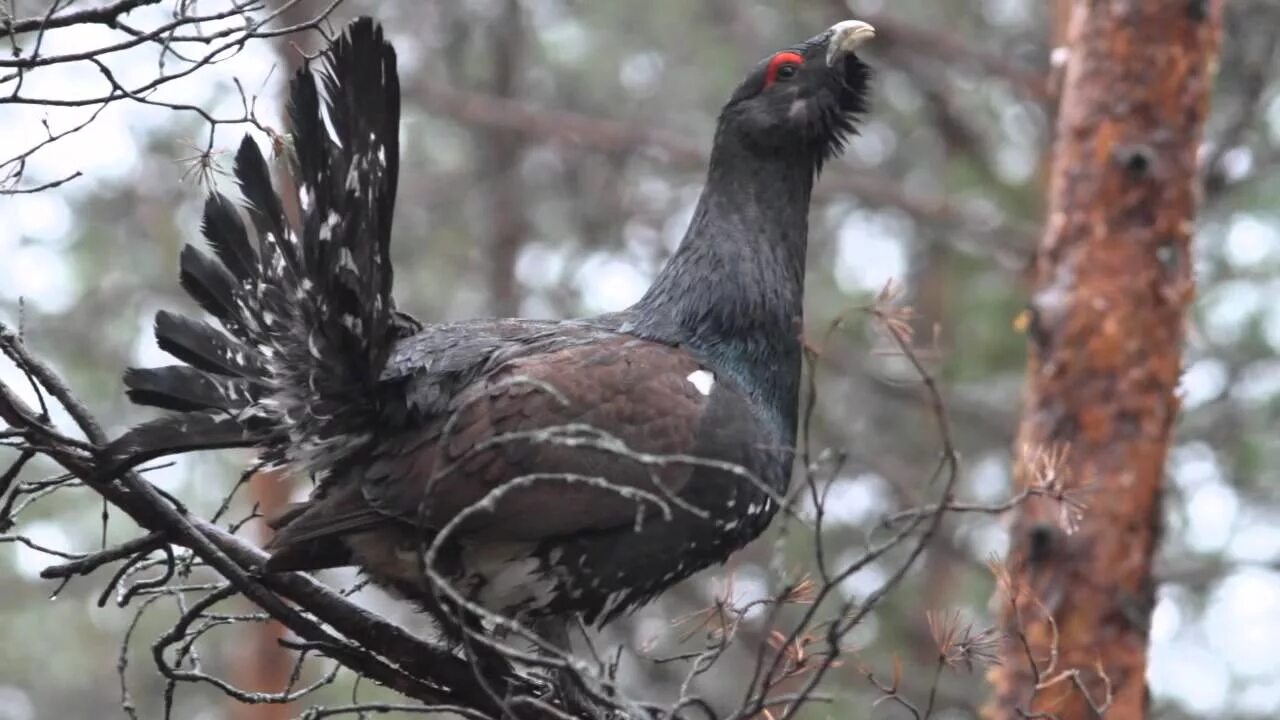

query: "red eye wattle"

left=765, top=51, right=805, bottom=87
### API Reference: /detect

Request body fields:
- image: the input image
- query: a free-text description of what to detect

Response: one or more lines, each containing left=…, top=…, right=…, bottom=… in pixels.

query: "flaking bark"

left=986, top=2, right=1223, bottom=718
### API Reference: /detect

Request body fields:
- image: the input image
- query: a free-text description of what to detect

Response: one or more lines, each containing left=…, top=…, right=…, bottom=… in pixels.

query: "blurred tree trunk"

left=478, top=0, right=530, bottom=317
left=915, top=236, right=955, bottom=667
left=987, top=2, right=1222, bottom=719
left=231, top=472, right=294, bottom=720
left=1050, top=1, right=1072, bottom=48
left=227, top=4, right=315, bottom=716
left=1043, top=0, right=1072, bottom=157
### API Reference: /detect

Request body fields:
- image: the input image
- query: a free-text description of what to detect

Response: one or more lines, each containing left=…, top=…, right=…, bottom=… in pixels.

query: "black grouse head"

left=718, top=20, right=874, bottom=172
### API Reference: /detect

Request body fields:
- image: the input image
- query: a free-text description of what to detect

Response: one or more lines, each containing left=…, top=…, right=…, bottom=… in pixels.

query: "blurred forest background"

left=1, top=0, right=1277, bottom=718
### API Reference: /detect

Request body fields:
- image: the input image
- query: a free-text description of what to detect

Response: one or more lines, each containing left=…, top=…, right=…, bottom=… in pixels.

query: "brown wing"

left=361, top=334, right=724, bottom=541
left=265, top=333, right=740, bottom=569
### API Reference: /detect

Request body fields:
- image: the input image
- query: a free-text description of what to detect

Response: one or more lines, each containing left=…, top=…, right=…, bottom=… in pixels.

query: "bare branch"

left=0, top=0, right=162, bottom=40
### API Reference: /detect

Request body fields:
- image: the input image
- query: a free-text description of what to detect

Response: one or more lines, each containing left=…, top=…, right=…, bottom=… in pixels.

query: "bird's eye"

left=764, top=51, right=806, bottom=88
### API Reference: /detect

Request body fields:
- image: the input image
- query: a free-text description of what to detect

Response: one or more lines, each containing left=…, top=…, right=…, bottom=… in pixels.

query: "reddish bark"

left=232, top=470, right=294, bottom=720
left=986, top=2, right=1223, bottom=718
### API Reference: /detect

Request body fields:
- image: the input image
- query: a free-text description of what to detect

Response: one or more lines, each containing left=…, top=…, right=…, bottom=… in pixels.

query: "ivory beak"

left=825, top=20, right=876, bottom=66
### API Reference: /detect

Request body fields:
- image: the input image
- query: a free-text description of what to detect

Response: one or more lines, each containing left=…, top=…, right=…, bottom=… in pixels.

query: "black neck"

left=628, top=132, right=815, bottom=438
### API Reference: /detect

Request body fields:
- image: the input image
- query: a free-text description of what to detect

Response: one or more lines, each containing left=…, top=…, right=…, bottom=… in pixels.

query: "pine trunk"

left=986, top=2, right=1223, bottom=718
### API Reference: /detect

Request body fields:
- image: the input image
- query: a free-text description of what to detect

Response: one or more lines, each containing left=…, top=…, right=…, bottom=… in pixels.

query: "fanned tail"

left=109, top=18, right=402, bottom=473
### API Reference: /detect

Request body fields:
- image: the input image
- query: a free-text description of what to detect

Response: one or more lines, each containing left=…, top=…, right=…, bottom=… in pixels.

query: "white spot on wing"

left=686, top=369, right=715, bottom=396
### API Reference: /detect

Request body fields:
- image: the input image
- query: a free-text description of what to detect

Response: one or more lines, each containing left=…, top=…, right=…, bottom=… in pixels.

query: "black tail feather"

left=200, top=193, right=257, bottom=283
left=177, top=244, right=242, bottom=328
left=123, top=366, right=254, bottom=413
left=113, top=17, right=402, bottom=471
left=111, top=412, right=256, bottom=465
left=153, top=311, right=263, bottom=378
left=234, top=137, right=300, bottom=283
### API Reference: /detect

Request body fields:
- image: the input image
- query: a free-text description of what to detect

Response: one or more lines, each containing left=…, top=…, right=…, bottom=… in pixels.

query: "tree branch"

left=1, top=0, right=162, bottom=40
left=413, top=77, right=1035, bottom=265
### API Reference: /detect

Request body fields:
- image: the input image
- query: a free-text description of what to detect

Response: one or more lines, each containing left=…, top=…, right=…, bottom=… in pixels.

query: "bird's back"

left=257, top=313, right=787, bottom=623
